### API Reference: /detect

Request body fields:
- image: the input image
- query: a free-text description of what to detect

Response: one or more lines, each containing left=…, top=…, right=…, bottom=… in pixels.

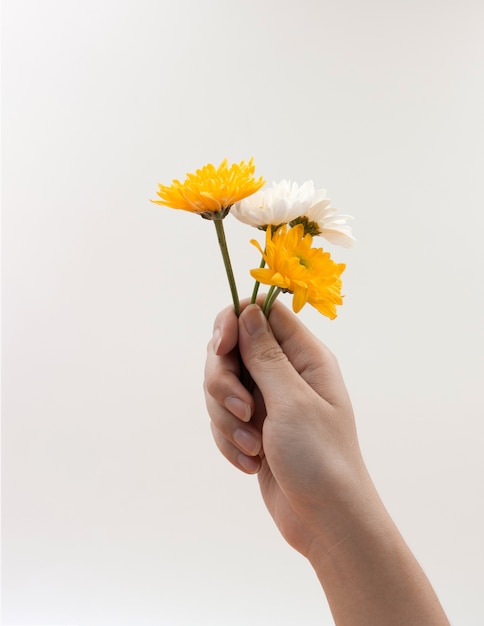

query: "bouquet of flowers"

left=152, top=158, right=354, bottom=320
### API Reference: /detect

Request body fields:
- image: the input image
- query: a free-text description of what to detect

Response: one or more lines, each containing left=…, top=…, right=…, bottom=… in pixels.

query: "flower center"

left=290, top=216, right=321, bottom=236
left=296, top=254, right=310, bottom=269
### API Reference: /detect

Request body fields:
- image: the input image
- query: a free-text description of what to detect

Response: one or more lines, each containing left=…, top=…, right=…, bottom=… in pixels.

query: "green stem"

left=262, top=285, right=276, bottom=314
left=250, top=280, right=261, bottom=304
left=262, top=286, right=282, bottom=317
left=213, top=217, right=240, bottom=316
left=251, top=249, right=267, bottom=303
left=251, top=259, right=266, bottom=304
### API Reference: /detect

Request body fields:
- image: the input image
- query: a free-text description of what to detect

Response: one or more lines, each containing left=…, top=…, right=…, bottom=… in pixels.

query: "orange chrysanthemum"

left=152, top=158, right=265, bottom=219
left=251, top=224, right=345, bottom=318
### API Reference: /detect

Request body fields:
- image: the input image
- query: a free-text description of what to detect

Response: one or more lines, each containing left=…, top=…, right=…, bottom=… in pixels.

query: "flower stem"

left=251, top=280, right=261, bottom=303
left=213, top=216, right=253, bottom=389
left=251, top=258, right=266, bottom=304
left=213, top=217, right=240, bottom=316
left=251, top=249, right=267, bottom=303
left=262, top=286, right=282, bottom=317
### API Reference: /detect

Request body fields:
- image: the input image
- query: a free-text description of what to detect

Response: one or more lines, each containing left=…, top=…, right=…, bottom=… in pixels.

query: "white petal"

left=319, top=228, right=356, bottom=248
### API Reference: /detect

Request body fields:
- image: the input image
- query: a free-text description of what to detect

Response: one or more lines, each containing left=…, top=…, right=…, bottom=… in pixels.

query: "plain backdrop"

left=2, top=0, right=484, bottom=624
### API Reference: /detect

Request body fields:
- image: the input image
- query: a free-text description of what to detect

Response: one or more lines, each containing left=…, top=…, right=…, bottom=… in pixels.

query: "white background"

left=2, top=0, right=484, bottom=624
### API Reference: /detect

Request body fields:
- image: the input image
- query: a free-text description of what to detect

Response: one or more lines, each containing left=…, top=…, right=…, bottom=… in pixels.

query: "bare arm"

left=204, top=302, right=450, bottom=626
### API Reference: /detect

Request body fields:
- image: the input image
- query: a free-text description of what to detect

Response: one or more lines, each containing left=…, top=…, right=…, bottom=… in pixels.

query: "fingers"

left=211, top=304, right=239, bottom=356
left=210, top=419, right=262, bottom=475
left=265, top=302, right=351, bottom=407
left=205, top=300, right=351, bottom=476
left=238, top=304, right=311, bottom=408
left=205, top=383, right=262, bottom=474
left=205, top=314, right=261, bottom=474
left=211, top=296, right=269, bottom=356
left=204, top=341, right=254, bottom=422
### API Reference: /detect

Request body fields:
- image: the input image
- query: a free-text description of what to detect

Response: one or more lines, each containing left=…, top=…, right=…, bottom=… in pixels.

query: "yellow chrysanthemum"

left=251, top=224, right=345, bottom=318
left=152, top=158, right=265, bottom=219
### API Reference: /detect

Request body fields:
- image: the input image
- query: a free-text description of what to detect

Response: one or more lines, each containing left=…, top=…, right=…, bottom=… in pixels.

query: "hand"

left=204, top=302, right=451, bottom=626
left=205, top=301, right=371, bottom=556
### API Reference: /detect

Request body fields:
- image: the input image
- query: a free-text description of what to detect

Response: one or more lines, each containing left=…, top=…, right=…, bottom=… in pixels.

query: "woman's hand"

left=205, top=301, right=371, bottom=556
left=204, top=302, right=450, bottom=626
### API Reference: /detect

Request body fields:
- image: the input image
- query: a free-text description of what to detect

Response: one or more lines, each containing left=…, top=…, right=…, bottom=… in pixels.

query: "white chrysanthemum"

left=231, top=180, right=355, bottom=247
left=231, top=180, right=316, bottom=229
left=295, top=188, right=356, bottom=248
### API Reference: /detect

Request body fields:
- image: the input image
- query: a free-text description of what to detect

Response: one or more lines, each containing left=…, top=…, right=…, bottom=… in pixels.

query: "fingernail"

left=212, top=327, right=222, bottom=354
left=234, top=429, right=260, bottom=455
left=225, top=396, right=252, bottom=422
left=237, top=452, right=260, bottom=474
left=242, top=305, right=268, bottom=337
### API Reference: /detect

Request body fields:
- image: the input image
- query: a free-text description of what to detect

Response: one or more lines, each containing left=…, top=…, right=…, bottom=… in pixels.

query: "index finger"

left=212, top=304, right=239, bottom=356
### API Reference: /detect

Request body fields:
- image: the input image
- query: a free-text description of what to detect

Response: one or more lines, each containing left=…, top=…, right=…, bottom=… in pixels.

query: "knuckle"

left=204, top=370, right=235, bottom=402
left=204, top=375, right=220, bottom=399
left=253, top=344, right=288, bottom=366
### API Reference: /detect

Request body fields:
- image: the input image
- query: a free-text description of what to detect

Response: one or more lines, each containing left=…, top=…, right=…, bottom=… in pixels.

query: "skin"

left=204, top=301, right=450, bottom=626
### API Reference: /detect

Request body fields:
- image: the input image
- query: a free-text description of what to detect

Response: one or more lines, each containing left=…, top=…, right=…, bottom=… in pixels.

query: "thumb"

left=238, top=304, right=304, bottom=405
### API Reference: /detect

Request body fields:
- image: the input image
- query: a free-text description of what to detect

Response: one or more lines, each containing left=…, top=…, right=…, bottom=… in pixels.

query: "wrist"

left=304, top=471, right=386, bottom=561
left=305, top=488, right=450, bottom=626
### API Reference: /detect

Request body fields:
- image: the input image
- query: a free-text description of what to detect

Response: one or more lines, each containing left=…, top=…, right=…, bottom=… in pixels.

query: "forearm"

left=307, top=490, right=450, bottom=626
left=206, top=304, right=450, bottom=625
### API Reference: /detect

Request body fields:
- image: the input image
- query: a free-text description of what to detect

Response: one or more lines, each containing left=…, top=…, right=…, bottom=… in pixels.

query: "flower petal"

left=250, top=224, right=345, bottom=319
left=152, top=159, right=265, bottom=216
